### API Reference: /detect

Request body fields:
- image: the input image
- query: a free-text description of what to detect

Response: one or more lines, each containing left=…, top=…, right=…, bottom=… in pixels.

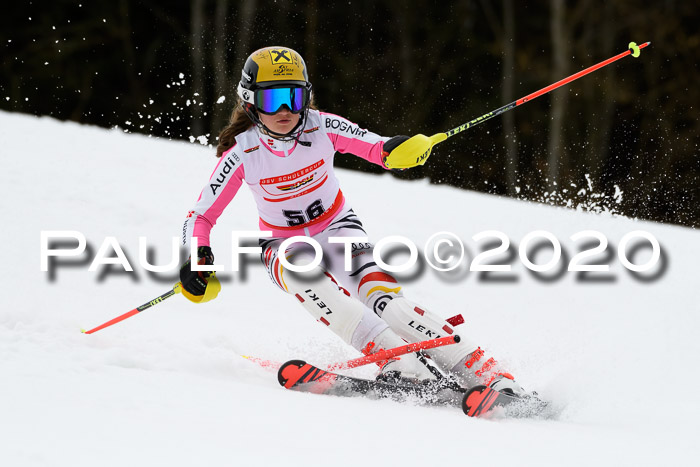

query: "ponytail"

left=216, top=101, right=254, bottom=158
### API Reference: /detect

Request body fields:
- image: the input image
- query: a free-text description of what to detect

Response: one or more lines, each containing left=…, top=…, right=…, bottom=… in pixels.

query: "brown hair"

left=216, top=101, right=254, bottom=158
left=215, top=97, right=319, bottom=158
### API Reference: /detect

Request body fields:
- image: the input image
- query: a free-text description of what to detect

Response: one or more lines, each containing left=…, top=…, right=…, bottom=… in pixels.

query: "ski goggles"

left=238, top=84, right=310, bottom=115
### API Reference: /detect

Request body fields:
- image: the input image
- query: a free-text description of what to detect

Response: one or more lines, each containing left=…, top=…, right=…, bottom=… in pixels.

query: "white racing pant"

left=260, top=207, right=505, bottom=386
left=260, top=208, right=393, bottom=350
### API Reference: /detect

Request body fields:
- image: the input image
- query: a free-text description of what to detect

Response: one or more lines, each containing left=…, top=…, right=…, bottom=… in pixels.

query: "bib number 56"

left=283, top=199, right=325, bottom=227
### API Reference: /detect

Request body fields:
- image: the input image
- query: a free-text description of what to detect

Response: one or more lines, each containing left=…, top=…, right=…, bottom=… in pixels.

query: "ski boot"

left=366, top=328, right=437, bottom=384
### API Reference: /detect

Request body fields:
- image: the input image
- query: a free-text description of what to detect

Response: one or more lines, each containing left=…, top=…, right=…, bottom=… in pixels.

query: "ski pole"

left=402, top=41, right=651, bottom=159
left=327, top=335, right=461, bottom=371
left=81, top=283, right=182, bottom=334
left=243, top=335, right=461, bottom=372
left=445, top=41, right=650, bottom=138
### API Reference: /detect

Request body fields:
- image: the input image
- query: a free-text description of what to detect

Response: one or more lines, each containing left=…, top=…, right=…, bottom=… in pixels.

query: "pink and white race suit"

left=182, top=109, right=412, bottom=350
left=182, top=108, right=406, bottom=317
left=181, top=109, right=390, bottom=247
left=181, top=110, right=485, bottom=383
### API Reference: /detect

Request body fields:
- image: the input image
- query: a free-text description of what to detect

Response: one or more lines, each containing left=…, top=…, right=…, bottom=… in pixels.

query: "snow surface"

left=1, top=111, right=699, bottom=466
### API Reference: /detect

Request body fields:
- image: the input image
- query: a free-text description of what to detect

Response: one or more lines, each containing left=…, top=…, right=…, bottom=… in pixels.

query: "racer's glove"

left=179, top=246, right=221, bottom=303
left=382, top=133, right=447, bottom=169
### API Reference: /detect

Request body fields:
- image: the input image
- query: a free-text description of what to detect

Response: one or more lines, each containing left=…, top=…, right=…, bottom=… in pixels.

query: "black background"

left=2, top=1, right=698, bottom=227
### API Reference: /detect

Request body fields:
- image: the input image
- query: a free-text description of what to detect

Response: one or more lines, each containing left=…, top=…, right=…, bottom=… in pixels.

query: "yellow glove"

left=382, top=133, right=447, bottom=169
left=180, top=272, right=221, bottom=303
left=179, top=246, right=222, bottom=303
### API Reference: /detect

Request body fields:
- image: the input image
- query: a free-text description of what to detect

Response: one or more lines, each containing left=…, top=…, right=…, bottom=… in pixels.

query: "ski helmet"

left=236, top=46, right=313, bottom=140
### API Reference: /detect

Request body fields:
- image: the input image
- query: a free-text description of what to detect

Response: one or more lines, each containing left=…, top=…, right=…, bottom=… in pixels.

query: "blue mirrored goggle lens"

left=255, top=87, right=306, bottom=114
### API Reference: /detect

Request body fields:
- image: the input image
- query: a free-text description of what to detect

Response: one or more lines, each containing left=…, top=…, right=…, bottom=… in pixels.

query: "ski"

left=462, top=385, right=516, bottom=416
left=461, top=385, right=550, bottom=418
left=277, top=359, right=465, bottom=407
left=278, top=360, right=549, bottom=418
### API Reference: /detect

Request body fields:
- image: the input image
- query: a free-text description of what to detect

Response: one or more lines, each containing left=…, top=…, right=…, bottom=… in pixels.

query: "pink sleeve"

left=182, top=146, right=245, bottom=247
left=320, top=112, right=390, bottom=169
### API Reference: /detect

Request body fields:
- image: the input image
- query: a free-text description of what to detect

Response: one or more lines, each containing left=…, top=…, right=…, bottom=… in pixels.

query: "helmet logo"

left=270, top=49, right=292, bottom=64
left=242, top=70, right=252, bottom=82
left=272, top=64, right=294, bottom=76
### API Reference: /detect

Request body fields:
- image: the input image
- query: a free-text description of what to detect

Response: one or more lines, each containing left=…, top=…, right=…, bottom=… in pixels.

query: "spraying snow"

left=1, top=111, right=698, bottom=466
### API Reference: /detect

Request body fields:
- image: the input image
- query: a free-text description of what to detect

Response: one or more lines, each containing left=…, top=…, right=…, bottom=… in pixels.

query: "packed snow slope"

left=1, top=111, right=699, bottom=466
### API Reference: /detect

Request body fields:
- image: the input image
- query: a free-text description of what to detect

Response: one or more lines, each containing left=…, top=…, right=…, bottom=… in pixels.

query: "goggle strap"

left=237, top=83, right=255, bottom=105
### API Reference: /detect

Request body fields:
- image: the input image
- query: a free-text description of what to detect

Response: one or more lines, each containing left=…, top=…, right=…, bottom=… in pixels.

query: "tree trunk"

left=398, top=7, right=414, bottom=97
left=589, top=1, right=615, bottom=182
left=118, top=0, right=145, bottom=109
left=235, top=0, right=257, bottom=74
left=502, top=0, right=517, bottom=194
left=190, top=0, right=206, bottom=138
left=304, top=0, right=318, bottom=78
left=547, top=0, right=568, bottom=187
left=212, top=0, right=230, bottom=133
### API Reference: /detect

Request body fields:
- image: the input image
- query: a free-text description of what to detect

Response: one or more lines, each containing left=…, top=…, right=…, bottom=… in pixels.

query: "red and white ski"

left=277, top=360, right=548, bottom=418
left=277, top=359, right=464, bottom=406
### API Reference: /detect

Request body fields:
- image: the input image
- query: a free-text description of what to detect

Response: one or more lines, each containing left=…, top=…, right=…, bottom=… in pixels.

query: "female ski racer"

left=179, top=46, right=524, bottom=395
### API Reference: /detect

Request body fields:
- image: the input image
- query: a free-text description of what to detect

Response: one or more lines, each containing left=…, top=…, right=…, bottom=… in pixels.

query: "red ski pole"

left=387, top=41, right=651, bottom=165
left=444, top=41, right=651, bottom=138
left=81, top=283, right=182, bottom=334
left=327, top=335, right=461, bottom=371
left=243, top=335, right=461, bottom=372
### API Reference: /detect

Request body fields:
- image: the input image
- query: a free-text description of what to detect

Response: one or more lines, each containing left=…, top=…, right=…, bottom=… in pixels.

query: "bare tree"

left=588, top=1, right=615, bottom=181
left=547, top=0, right=568, bottom=187
left=190, top=0, right=206, bottom=137
left=305, top=0, right=318, bottom=77
left=212, top=0, right=230, bottom=133
left=235, top=0, right=257, bottom=70
left=117, top=0, right=146, bottom=108
left=502, top=0, right=517, bottom=193
left=480, top=0, right=518, bottom=194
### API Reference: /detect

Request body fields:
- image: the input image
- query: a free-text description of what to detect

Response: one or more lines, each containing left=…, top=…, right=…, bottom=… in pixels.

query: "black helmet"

left=237, top=46, right=312, bottom=140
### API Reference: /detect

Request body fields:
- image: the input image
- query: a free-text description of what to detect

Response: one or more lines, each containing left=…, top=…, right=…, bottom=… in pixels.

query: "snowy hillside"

left=1, top=111, right=699, bottom=466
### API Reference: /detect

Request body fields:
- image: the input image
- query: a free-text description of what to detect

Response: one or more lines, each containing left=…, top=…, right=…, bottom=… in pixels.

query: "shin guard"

left=379, top=296, right=479, bottom=371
